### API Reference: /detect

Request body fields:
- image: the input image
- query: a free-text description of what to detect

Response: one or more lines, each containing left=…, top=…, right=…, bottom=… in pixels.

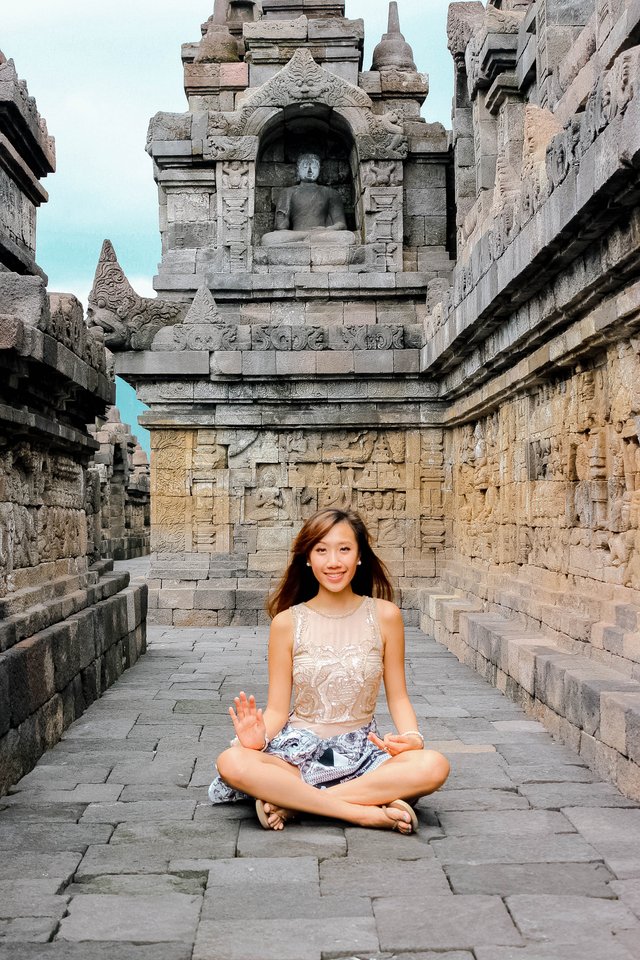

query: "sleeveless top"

left=288, top=596, right=384, bottom=737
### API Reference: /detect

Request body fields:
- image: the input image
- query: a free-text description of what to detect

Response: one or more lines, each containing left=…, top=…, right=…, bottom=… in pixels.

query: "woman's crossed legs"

left=215, top=745, right=450, bottom=832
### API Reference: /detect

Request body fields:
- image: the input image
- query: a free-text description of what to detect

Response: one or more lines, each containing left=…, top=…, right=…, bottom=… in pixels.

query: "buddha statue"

left=261, top=153, right=356, bottom=247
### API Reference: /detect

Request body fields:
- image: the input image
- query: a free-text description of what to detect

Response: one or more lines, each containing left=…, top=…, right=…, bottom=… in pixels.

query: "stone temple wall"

left=419, top=0, right=640, bottom=798
left=148, top=424, right=443, bottom=626
left=89, top=407, right=151, bottom=561
left=0, top=54, right=147, bottom=796
left=444, top=336, right=640, bottom=649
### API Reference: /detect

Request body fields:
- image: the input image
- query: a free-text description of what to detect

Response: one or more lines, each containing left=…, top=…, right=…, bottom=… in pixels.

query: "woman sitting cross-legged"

left=209, top=508, right=450, bottom=833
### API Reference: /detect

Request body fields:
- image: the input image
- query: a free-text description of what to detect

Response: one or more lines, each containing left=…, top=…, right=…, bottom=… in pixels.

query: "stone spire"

left=372, top=2, right=417, bottom=72
left=196, top=0, right=241, bottom=62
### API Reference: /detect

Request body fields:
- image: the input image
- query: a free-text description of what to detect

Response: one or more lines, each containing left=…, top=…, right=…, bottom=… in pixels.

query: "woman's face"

left=307, top=521, right=360, bottom=593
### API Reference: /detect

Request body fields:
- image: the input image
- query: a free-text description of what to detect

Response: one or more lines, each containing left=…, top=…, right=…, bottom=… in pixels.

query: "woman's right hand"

left=229, top=691, right=268, bottom=750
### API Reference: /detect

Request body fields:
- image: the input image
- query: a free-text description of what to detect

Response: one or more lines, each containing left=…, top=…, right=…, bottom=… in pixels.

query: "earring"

left=357, top=560, right=361, bottom=565
left=306, top=562, right=311, bottom=567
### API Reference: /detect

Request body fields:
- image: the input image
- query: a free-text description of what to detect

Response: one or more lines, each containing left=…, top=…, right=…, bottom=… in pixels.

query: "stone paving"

left=2, top=619, right=640, bottom=960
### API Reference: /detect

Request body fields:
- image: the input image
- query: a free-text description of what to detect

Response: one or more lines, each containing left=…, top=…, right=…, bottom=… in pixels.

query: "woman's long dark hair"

left=267, top=508, right=394, bottom=617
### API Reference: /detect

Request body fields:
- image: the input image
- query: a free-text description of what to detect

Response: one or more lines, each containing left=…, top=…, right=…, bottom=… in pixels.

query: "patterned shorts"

left=208, top=719, right=389, bottom=803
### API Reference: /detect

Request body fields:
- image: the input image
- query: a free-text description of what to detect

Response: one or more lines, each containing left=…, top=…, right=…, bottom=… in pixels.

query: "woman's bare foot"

left=256, top=799, right=297, bottom=830
left=263, top=801, right=297, bottom=830
left=358, top=802, right=416, bottom=835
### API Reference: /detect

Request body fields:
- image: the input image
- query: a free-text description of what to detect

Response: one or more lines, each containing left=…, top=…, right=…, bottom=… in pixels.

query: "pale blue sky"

left=3, top=0, right=456, bottom=452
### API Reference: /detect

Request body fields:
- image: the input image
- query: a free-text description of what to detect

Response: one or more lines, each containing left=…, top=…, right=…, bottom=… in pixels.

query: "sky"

left=2, top=0, right=456, bottom=453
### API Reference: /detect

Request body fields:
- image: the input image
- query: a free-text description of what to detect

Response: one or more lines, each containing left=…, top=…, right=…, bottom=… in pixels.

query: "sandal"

left=385, top=799, right=419, bottom=834
left=255, top=799, right=272, bottom=829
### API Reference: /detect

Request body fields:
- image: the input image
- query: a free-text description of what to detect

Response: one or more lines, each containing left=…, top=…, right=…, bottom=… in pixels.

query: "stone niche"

left=0, top=56, right=147, bottom=796
left=253, top=109, right=356, bottom=246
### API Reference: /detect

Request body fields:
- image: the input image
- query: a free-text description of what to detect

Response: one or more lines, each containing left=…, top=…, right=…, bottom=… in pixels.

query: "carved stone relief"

left=447, top=340, right=640, bottom=589
left=87, top=240, right=184, bottom=350
left=147, top=426, right=443, bottom=576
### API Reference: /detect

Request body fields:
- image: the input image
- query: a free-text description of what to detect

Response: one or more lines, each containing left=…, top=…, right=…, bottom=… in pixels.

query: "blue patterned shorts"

left=208, top=719, right=389, bottom=803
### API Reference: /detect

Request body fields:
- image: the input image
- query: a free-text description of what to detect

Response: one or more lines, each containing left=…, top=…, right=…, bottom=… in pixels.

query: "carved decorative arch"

left=204, top=49, right=408, bottom=161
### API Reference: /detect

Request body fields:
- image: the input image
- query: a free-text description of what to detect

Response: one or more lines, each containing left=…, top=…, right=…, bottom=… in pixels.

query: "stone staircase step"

left=0, top=570, right=130, bottom=654
left=0, top=574, right=91, bottom=619
left=423, top=587, right=640, bottom=800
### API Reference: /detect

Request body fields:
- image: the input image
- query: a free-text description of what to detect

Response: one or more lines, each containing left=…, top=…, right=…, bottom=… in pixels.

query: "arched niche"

left=253, top=105, right=360, bottom=244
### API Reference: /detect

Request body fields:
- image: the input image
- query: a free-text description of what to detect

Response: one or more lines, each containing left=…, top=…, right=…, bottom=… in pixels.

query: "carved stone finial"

left=87, top=239, right=184, bottom=351
left=211, top=0, right=230, bottom=25
left=371, top=2, right=417, bottom=72
left=184, top=285, right=220, bottom=324
left=195, top=19, right=239, bottom=63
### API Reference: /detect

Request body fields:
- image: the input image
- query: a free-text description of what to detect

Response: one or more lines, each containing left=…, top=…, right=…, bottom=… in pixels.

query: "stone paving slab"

left=505, top=894, right=640, bottom=941
left=319, top=856, right=451, bottom=897
left=0, top=853, right=81, bottom=883
left=74, top=844, right=206, bottom=880
left=200, top=884, right=372, bottom=921
left=0, top=893, right=69, bottom=920
left=437, top=809, right=574, bottom=836
left=193, top=917, right=379, bottom=960
left=474, top=942, right=638, bottom=960
left=0, top=917, right=58, bottom=943
left=610, top=878, right=640, bottom=918
left=0, top=947, right=191, bottom=960
left=0, top=823, right=113, bottom=852
left=343, top=823, right=442, bottom=858
left=58, top=894, right=202, bottom=942
left=444, top=861, right=617, bottom=896
left=518, top=781, right=640, bottom=808
left=80, top=799, right=197, bottom=823
left=2, top=621, right=640, bottom=958
left=424, top=787, right=530, bottom=810
left=67, top=874, right=205, bottom=896
left=430, top=833, right=602, bottom=864
left=373, top=895, right=524, bottom=950
left=236, top=819, right=347, bottom=858
left=0, top=802, right=94, bottom=823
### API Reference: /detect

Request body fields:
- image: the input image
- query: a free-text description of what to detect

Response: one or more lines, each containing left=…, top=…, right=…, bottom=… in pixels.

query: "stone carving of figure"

left=261, top=153, right=356, bottom=247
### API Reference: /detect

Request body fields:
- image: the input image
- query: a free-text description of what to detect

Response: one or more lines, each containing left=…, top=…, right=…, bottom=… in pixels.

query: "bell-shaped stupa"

left=372, top=1, right=417, bottom=71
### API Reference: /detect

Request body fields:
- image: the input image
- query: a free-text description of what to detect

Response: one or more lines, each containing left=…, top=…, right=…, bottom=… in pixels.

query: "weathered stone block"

left=193, top=589, right=236, bottom=610
left=354, top=351, right=394, bottom=374
left=242, top=352, right=276, bottom=375
left=601, top=692, right=640, bottom=759
left=0, top=275, right=48, bottom=326
left=5, top=632, right=56, bottom=726
left=158, top=589, right=196, bottom=610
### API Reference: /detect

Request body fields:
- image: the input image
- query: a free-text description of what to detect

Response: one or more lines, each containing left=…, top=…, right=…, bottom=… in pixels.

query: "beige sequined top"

left=288, top=596, right=384, bottom=737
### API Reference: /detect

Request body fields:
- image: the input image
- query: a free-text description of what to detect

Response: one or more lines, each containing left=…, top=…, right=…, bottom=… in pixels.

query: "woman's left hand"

left=368, top=731, right=423, bottom=755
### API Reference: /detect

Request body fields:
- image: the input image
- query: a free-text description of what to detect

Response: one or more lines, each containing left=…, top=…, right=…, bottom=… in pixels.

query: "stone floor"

left=2, top=621, right=640, bottom=960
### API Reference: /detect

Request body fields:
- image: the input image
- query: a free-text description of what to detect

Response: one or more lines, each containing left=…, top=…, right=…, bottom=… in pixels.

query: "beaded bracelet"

left=401, top=730, right=425, bottom=746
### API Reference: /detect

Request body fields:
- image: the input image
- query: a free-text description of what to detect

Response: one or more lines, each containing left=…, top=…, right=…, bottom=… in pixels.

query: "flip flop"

left=255, top=799, right=272, bottom=829
left=385, top=799, right=419, bottom=834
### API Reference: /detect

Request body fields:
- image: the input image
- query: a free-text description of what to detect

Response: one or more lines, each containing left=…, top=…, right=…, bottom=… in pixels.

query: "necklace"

left=303, top=597, right=366, bottom=619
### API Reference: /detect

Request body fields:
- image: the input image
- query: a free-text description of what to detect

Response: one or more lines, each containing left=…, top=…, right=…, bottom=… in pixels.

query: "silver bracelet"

left=229, top=735, right=269, bottom=751
left=401, top=730, right=424, bottom=746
